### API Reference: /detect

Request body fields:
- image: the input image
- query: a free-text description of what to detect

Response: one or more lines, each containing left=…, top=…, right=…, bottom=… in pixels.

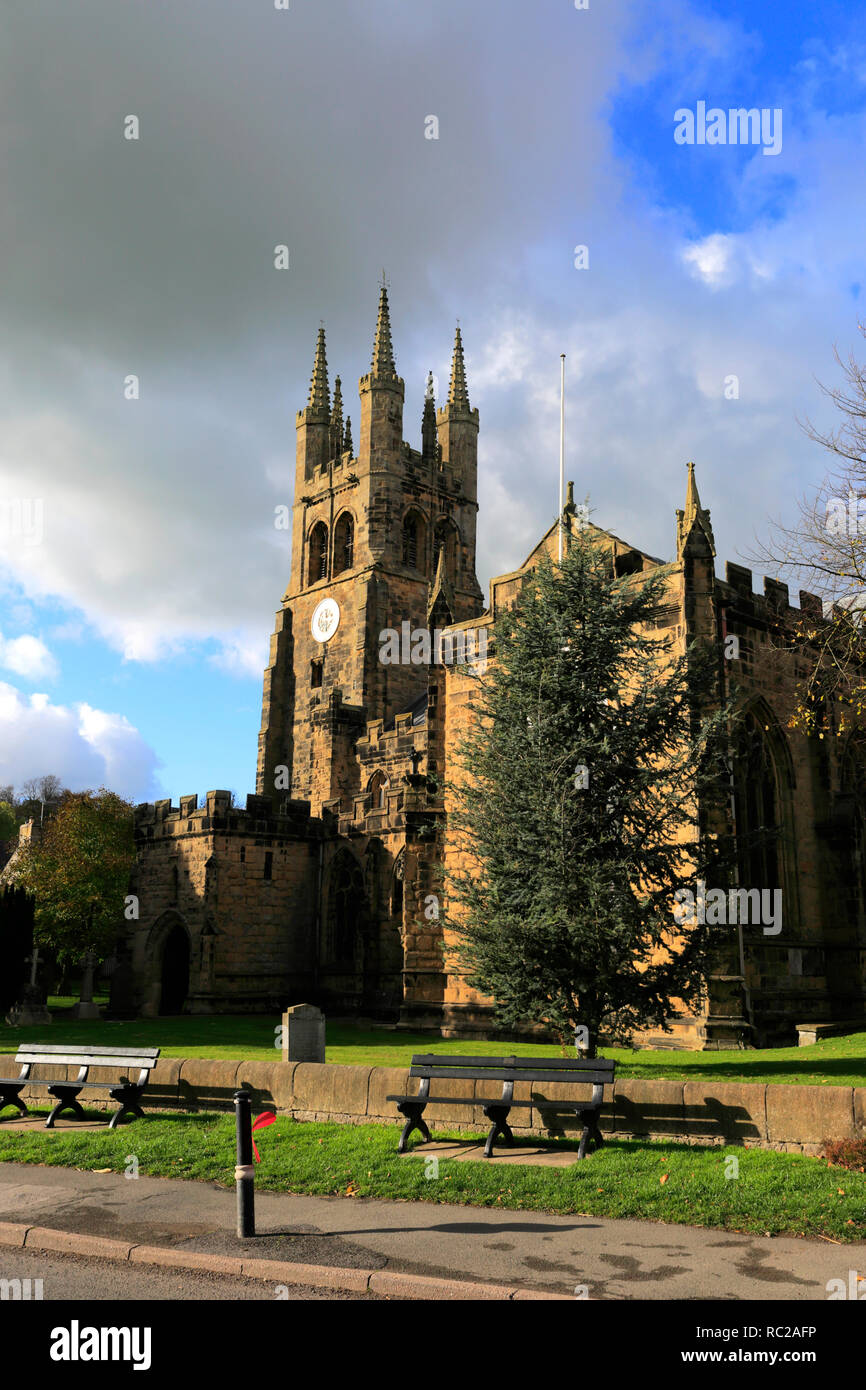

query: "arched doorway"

left=160, top=922, right=190, bottom=1015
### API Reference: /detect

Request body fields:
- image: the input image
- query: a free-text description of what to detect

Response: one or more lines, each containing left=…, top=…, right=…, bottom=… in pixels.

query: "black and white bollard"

left=233, top=1089, right=255, bottom=1238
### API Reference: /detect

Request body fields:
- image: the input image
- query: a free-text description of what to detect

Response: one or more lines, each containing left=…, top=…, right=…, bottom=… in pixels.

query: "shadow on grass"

left=0, top=1107, right=222, bottom=1129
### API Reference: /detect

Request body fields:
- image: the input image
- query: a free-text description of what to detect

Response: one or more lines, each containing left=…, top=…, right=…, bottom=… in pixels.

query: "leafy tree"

left=16, top=789, right=135, bottom=968
left=443, top=521, right=737, bottom=1055
left=0, top=801, right=17, bottom=842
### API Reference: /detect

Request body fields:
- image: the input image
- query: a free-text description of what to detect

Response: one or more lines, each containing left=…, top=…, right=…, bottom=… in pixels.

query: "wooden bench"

left=388, top=1054, right=616, bottom=1159
left=0, top=1045, right=161, bottom=1129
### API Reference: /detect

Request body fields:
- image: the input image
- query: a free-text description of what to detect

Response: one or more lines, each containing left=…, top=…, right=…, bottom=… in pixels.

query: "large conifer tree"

left=444, top=519, right=736, bottom=1054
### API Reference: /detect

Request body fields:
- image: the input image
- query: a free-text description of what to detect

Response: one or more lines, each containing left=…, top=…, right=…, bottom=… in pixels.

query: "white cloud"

left=681, top=233, right=737, bottom=288
left=0, top=631, right=58, bottom=681
left=0, top=683, right=160, bottom=801
left=208, top=632, right=270, bottom=680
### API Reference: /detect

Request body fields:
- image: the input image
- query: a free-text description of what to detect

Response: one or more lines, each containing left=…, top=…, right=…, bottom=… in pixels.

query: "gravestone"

left=71, top=949, right=102, bottom=1020
left=6, top=981, right=52, bottom=1027
left=5, top=947, right=51, bottom=1026
left=281, top=1003, right=325, bottom=1063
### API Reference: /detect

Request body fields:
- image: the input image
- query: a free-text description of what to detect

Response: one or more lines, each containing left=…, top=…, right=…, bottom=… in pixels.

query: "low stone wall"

left=3, top=1057, right=864, bottom=1155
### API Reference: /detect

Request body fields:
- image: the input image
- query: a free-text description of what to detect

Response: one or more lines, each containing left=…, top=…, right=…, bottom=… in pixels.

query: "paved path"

left=1, top=1162, right=863, bottom=1300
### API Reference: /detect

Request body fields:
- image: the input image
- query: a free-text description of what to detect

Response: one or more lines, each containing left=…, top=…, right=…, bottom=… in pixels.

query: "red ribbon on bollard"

left=251, top=1110, right=276, bottom=1162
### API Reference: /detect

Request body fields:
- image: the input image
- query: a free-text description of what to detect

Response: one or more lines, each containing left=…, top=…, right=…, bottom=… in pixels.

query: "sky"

left=0, top=0, right=863, bottom=805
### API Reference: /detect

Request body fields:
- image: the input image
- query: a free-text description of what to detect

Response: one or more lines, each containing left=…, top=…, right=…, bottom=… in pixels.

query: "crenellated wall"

left=128, top=791, right=323, bottom=1017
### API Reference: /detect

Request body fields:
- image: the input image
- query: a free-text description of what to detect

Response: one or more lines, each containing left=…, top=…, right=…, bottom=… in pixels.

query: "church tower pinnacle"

left=447, top=325, right=471, bottom=408
left=437, top=323, right=478, bottom=478
left=359, top=283, right=405, bottom=466
left=370, top=285, right=398, bottom=382
left=307, top=325, right=330, bottom=414
left=330, top=375, right=344, bottom=461
left=296, top=325, right=332, bottom=480
left=676, top=461, right=716, bottom=559
left=421, top=370, right=439, bottom=463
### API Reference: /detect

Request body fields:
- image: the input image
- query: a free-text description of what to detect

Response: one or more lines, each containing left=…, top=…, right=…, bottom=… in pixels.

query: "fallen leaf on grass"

left=660, top=1174, right=669, bottom=1185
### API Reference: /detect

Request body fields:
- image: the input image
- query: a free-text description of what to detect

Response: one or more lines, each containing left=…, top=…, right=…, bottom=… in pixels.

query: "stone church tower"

left=257, top=288, right=484, bottom=814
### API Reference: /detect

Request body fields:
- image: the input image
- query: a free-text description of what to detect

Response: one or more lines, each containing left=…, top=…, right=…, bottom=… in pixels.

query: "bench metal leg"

left=108, top=1086, right=145, bottom=1129
left=482, top=1104, right=514, bottom=1158
left=0, top=1088, right=28, bottom=1118
left=396, top=1101, right=431, bottom=1153
left=577, top=1110, right=604, bottom=1160
left=45, top=1086, right=87, bottom=1129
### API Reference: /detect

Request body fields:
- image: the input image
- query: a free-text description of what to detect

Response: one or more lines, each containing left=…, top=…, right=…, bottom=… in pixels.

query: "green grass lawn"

left=1, top=1108, right=863, bottom=1241
left=1, top=1007, right=865, bottom=1085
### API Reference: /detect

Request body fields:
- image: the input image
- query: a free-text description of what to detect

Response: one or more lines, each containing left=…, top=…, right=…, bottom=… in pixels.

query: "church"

left=122, top=289, right=866, bottom=1047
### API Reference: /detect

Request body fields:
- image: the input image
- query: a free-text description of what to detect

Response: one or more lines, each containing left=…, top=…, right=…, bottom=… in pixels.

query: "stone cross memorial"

left=5, top=947, right=52, bottom=1027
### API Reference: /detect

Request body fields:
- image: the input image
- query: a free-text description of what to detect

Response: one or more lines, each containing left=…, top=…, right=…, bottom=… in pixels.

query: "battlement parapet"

left=133, top=790, right=319, bottom=841
left=312, top=451, right=355, bottom=480
left=334, top=783, right=416, bottom=839
left=722, top=561, right=823, bottom=620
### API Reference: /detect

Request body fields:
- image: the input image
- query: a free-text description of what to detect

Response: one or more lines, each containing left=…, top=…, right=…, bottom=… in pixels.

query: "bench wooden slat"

left=15, top=1051, right=158, bottom=1066
left=409, top=1066, right=612, bottom=1084
left=388, top=1094, right=538, bottom=1108
left=387, top=1093, right=477, bottom=1106
left=409, top=1054, right=614, bottom=1071
left=15, top=1046, right=160, bottom=1059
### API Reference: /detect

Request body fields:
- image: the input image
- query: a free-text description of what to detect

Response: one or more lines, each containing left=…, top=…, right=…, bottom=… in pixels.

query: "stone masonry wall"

left=5, top=1057, right=863, bottom=1156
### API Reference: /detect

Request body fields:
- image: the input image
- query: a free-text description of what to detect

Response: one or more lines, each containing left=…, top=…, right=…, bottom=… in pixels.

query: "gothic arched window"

left=368, top=771, right=388, bottom=809
left=734, top=711, right=781, bottom=893
left=841, top=747, right=866, bottom=943
left=402, top=511, right=426, bottom=569
left=333, top=512, right=354, bottom=575
left=434, top=518, right=459, bottom=582
left=325, top=850, right=365, bottom=965
left=392, top=849, right=405, bottom=921
left=365, top=838, right=383, bottom=915
left=308, top=522, right=328, bottom=585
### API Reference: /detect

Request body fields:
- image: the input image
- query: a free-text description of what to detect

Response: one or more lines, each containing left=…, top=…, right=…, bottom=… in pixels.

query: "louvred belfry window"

left=308, top=522, right=328, bottom=584
left=403, top=516, right=418, bottom=567
left=333, top=513, right=354, bottom=575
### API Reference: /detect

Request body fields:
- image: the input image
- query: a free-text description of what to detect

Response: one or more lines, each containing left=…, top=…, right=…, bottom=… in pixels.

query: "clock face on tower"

left=310, top=597, right=341, bottom=643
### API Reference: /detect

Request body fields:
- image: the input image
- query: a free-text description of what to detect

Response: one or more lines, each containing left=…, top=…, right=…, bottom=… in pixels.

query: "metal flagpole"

left=559, top=354, right=565, bottom=563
